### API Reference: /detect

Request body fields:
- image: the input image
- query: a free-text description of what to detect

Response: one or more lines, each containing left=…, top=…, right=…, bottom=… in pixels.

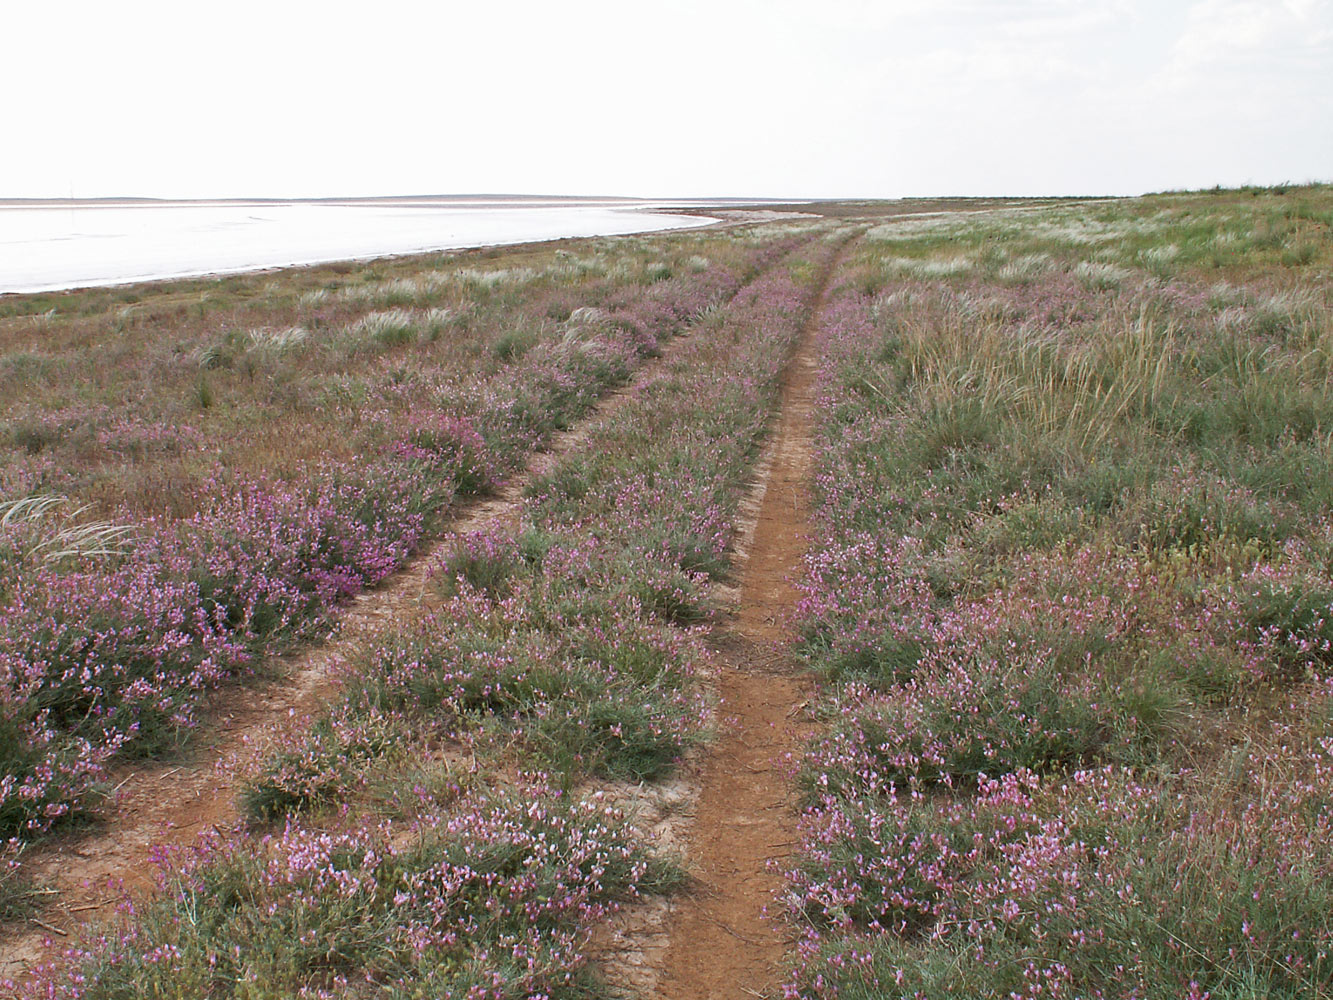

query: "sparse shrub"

left=1130, top=474, right=1292, bottom=554
left=239, top=706, right=408, bottom=821
left=1282, top=241, right=1319, bottom=266
left=397, top=412, right=496, bottom=496
left=1240, top=578, right=1333, bottom=677
left=33, top=787, right=677, bottom=999
left=351, top=308, right=417, bottom=347
left=7, top=420, right=64, bottom=455
left=432, top=529, right=526, bottom=597
left=246, top=325, right=308, bottom=353
left=645, top=261, right=673, bottom=283
left=0, top=352, right=56, bottom=389
left=994, top=252, right=1051, bottom=285
left=1072, top=259, right=1129, bottom=290
left=492, top=327, right=538, bottom=360
left=193, top=373, right=214, bottom=409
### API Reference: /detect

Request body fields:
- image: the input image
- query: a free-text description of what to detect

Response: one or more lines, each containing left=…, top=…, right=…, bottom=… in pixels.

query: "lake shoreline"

left=0, top=198, right=774, bottom=295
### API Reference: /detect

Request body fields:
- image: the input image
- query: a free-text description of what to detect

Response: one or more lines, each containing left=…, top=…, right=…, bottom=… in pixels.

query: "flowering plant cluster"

left=26, top=783, right=676, bottom=999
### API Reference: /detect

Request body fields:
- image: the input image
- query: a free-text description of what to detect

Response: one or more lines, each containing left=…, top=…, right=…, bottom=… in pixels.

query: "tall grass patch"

left=787, top=187, right=1333, bottom=998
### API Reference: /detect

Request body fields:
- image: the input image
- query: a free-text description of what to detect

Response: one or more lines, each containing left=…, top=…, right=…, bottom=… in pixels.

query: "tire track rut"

left=651, top=241, right=846, bottom=999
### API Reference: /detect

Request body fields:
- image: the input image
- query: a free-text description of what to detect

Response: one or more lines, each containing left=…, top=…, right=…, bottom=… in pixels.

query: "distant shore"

left=0, top=194, right=802, bottom=209
left=1, top=198, right=785, bottom=295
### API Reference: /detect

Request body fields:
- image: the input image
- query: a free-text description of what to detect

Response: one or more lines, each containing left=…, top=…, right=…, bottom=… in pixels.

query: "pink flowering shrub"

left=173, top=462, right=430, bottom=645
left=396, top=413, right=497, bottom=496
left=238, top=704, right=410, bottom=821
left=0, top=718, right=111, bottom=837
left=787, top=737, right=1333, bottom=998
left=26, top=784, right=679, bottom=999
left=0, top=552, right=243, bottom=831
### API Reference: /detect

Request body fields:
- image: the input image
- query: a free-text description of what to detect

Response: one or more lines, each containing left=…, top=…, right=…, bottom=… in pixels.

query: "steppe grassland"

left=0, top=224, right=814, bottom=839
left=788, top=187, right=1333, bottom=998
left=5, top=184, right=1332, bottom=999
left=3, top=222, right=845, bottom=997
left=2, top=233, right=769, bottom=516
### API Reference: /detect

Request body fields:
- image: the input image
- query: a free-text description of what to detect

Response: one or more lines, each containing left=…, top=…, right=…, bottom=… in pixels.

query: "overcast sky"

left=4, top=0, right=1329, bottom=199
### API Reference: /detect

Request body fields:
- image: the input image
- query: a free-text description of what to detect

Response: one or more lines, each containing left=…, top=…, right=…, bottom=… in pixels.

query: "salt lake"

left=0, top=198, right=718, bottom=294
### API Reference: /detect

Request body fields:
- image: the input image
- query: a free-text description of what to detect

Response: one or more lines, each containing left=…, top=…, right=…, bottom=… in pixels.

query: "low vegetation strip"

left=11, top=225, right=843, bottom=997
left=786, top=188, right=1333, bottom=998
left=0, top=229, right=807, bottom=845
left=238, top=238, right=838, bottom=821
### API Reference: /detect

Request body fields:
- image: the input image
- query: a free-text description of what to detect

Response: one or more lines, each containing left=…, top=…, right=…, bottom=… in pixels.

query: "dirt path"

left=651, top=250, right=839, bottom=1000
left=0, top=262, right=792, bottom=977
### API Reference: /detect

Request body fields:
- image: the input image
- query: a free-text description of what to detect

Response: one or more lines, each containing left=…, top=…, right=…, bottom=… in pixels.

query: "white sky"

left=3, top=0, right=1329, bottom=199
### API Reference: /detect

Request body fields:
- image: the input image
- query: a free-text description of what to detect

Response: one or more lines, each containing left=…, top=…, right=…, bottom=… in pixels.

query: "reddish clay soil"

left=652, top=256, right=835, bottom=999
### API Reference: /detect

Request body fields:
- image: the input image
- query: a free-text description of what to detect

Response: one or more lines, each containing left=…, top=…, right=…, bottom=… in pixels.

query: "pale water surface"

left=0, top=199, right=716, bottom=294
